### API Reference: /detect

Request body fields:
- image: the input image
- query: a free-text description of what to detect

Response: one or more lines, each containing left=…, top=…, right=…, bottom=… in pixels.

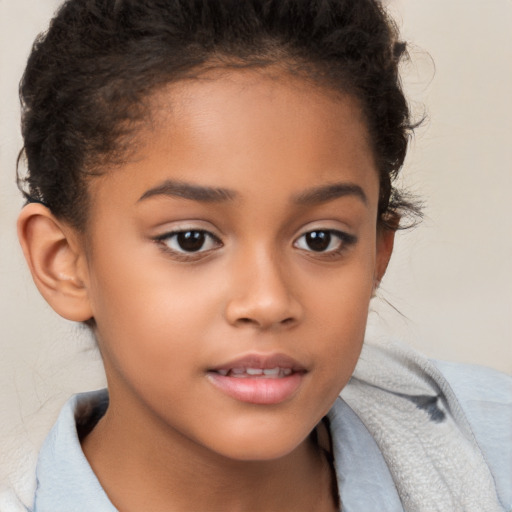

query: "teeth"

left=215, top=367, right=294, bottom=378
left=246, top=368, right=264, bottom=376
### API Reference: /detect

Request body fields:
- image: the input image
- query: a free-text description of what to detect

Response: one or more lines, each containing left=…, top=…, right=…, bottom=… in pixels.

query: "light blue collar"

left=34, top=390, right=116, bottom=512
left=34, top=390, right=402, bottom=512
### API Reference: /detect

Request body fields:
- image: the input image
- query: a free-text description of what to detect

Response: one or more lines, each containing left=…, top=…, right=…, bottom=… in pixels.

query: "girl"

left=9, top=0, right=512, bottom=510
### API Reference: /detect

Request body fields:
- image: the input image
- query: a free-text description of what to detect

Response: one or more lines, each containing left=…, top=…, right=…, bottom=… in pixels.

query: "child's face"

left=80, top=70, right=392, bottom=460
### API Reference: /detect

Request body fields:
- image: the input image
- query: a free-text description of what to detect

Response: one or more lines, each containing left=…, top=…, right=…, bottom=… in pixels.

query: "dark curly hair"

left=18, top=0, right=419, bottom=231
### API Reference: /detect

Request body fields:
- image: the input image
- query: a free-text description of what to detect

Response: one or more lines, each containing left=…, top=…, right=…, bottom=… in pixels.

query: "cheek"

left=305, top=245, right=376, bottom=328
left=320, top=255, right=375, bottom=337
left=86, top=245, right=220, bottom=379
left=295, top=250, right=376, bottom=393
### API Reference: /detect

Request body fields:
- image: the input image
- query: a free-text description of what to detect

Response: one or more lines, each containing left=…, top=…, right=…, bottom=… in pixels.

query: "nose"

left=224, top=247, right=303, bottom=330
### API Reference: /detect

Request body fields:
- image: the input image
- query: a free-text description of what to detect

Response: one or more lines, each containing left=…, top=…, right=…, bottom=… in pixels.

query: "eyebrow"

left=293, top=182, right=368, bottom=206
left=138, top=179, right=367, bottom=206
left=138, top=180, right=237, bottom=203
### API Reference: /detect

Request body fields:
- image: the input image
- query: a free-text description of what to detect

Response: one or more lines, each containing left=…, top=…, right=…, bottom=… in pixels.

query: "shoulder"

left=433, top=359, right=512, bottom=508
left=433, top=359, right=512, bottom=405
left=0, top=485, right=30, bottom=512
left=33, top=389, right=116, bottom=512
left=339, top=340, right=511, bottom=511
left=432, top=360, right=512, bottom=454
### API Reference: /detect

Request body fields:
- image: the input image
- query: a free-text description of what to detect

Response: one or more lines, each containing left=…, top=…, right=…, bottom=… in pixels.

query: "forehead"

left=88, top=69, right=378, bottom=218
left=149, top=69, right=372, bottom=166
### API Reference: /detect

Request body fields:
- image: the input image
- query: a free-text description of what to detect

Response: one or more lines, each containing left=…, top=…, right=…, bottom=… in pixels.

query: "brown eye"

left=157, top=230, right=222, bottom=254
left=304, top=231, right=331, bottom=252
left=176, top=231, right=206, bottom=252
left=294, top=229, right=357, bottom=254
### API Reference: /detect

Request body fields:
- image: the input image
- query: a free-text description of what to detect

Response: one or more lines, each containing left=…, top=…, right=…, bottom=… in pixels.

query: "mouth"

left=213, top=367, right=294, bottom=378
left=206, top=353, right=306, bottom=405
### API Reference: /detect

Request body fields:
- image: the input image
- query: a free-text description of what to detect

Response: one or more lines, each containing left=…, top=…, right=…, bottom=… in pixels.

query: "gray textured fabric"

left=28, top=342, right=511, bottom=512
left=339, top=341, right=510, bottom=512
left=433, top=359, right=512, bottom=511
left=327, top=398, right=403, bottom=511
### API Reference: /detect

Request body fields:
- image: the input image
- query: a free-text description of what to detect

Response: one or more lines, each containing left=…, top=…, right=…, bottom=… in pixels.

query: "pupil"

left=177, top=231, right=205, bottom=252
left=306, top=231, right=330, bottom=252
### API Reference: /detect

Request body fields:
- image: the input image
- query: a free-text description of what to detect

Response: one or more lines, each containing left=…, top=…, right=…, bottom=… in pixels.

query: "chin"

left=204, top=426, right=311, bottom=462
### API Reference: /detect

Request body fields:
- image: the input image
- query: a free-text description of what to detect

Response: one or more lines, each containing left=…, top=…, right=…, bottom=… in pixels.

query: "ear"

left=17, top=203, right=93, bottom=322
left=373, top=227, right=396, bottom=289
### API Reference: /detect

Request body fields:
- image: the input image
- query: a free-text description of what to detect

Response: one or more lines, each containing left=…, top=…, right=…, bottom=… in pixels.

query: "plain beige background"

left=1, top=0, right=511, bottom=502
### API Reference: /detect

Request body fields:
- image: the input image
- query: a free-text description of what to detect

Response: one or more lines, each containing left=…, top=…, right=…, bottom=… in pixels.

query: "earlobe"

left=17, top=203, right=93, bottom=322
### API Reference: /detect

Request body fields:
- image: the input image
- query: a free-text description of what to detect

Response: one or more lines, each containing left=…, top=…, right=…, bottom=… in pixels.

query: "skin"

left=18, top=69, right=394, bottom=511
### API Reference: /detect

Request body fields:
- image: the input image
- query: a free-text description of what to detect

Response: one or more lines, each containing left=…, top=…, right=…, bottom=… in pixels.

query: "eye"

left=294, top=229, right=356, bottom=253
left=156, top=230, right=222, bottom=254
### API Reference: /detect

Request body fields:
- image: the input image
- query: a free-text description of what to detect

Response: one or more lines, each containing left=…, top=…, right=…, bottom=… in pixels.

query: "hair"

left=18, top=0, right=420, bottom=231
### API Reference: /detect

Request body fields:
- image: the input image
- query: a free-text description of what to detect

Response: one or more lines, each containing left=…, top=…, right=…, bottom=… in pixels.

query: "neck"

left=81, top=390, right=337, bottom=512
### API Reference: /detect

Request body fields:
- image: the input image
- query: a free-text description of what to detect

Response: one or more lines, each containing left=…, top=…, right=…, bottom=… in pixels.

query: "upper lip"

left=209, top=353, right=307, bottom=372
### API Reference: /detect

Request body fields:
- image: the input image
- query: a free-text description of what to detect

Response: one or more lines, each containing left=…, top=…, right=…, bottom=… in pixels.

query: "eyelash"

left=153, top=228, right=357, bottom=261
left=154, top=230, right=223, bottom=260
left=293, top=229, right=357, bottom=259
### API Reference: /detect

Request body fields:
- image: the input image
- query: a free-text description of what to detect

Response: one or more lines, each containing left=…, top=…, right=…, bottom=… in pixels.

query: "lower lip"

left=206, top=372, right=304, bottom=405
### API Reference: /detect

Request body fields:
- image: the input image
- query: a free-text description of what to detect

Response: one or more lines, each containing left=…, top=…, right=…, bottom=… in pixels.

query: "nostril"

left=225, top=289, right=302, bottom=329
left=234, top=316, right=295, bottom=328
